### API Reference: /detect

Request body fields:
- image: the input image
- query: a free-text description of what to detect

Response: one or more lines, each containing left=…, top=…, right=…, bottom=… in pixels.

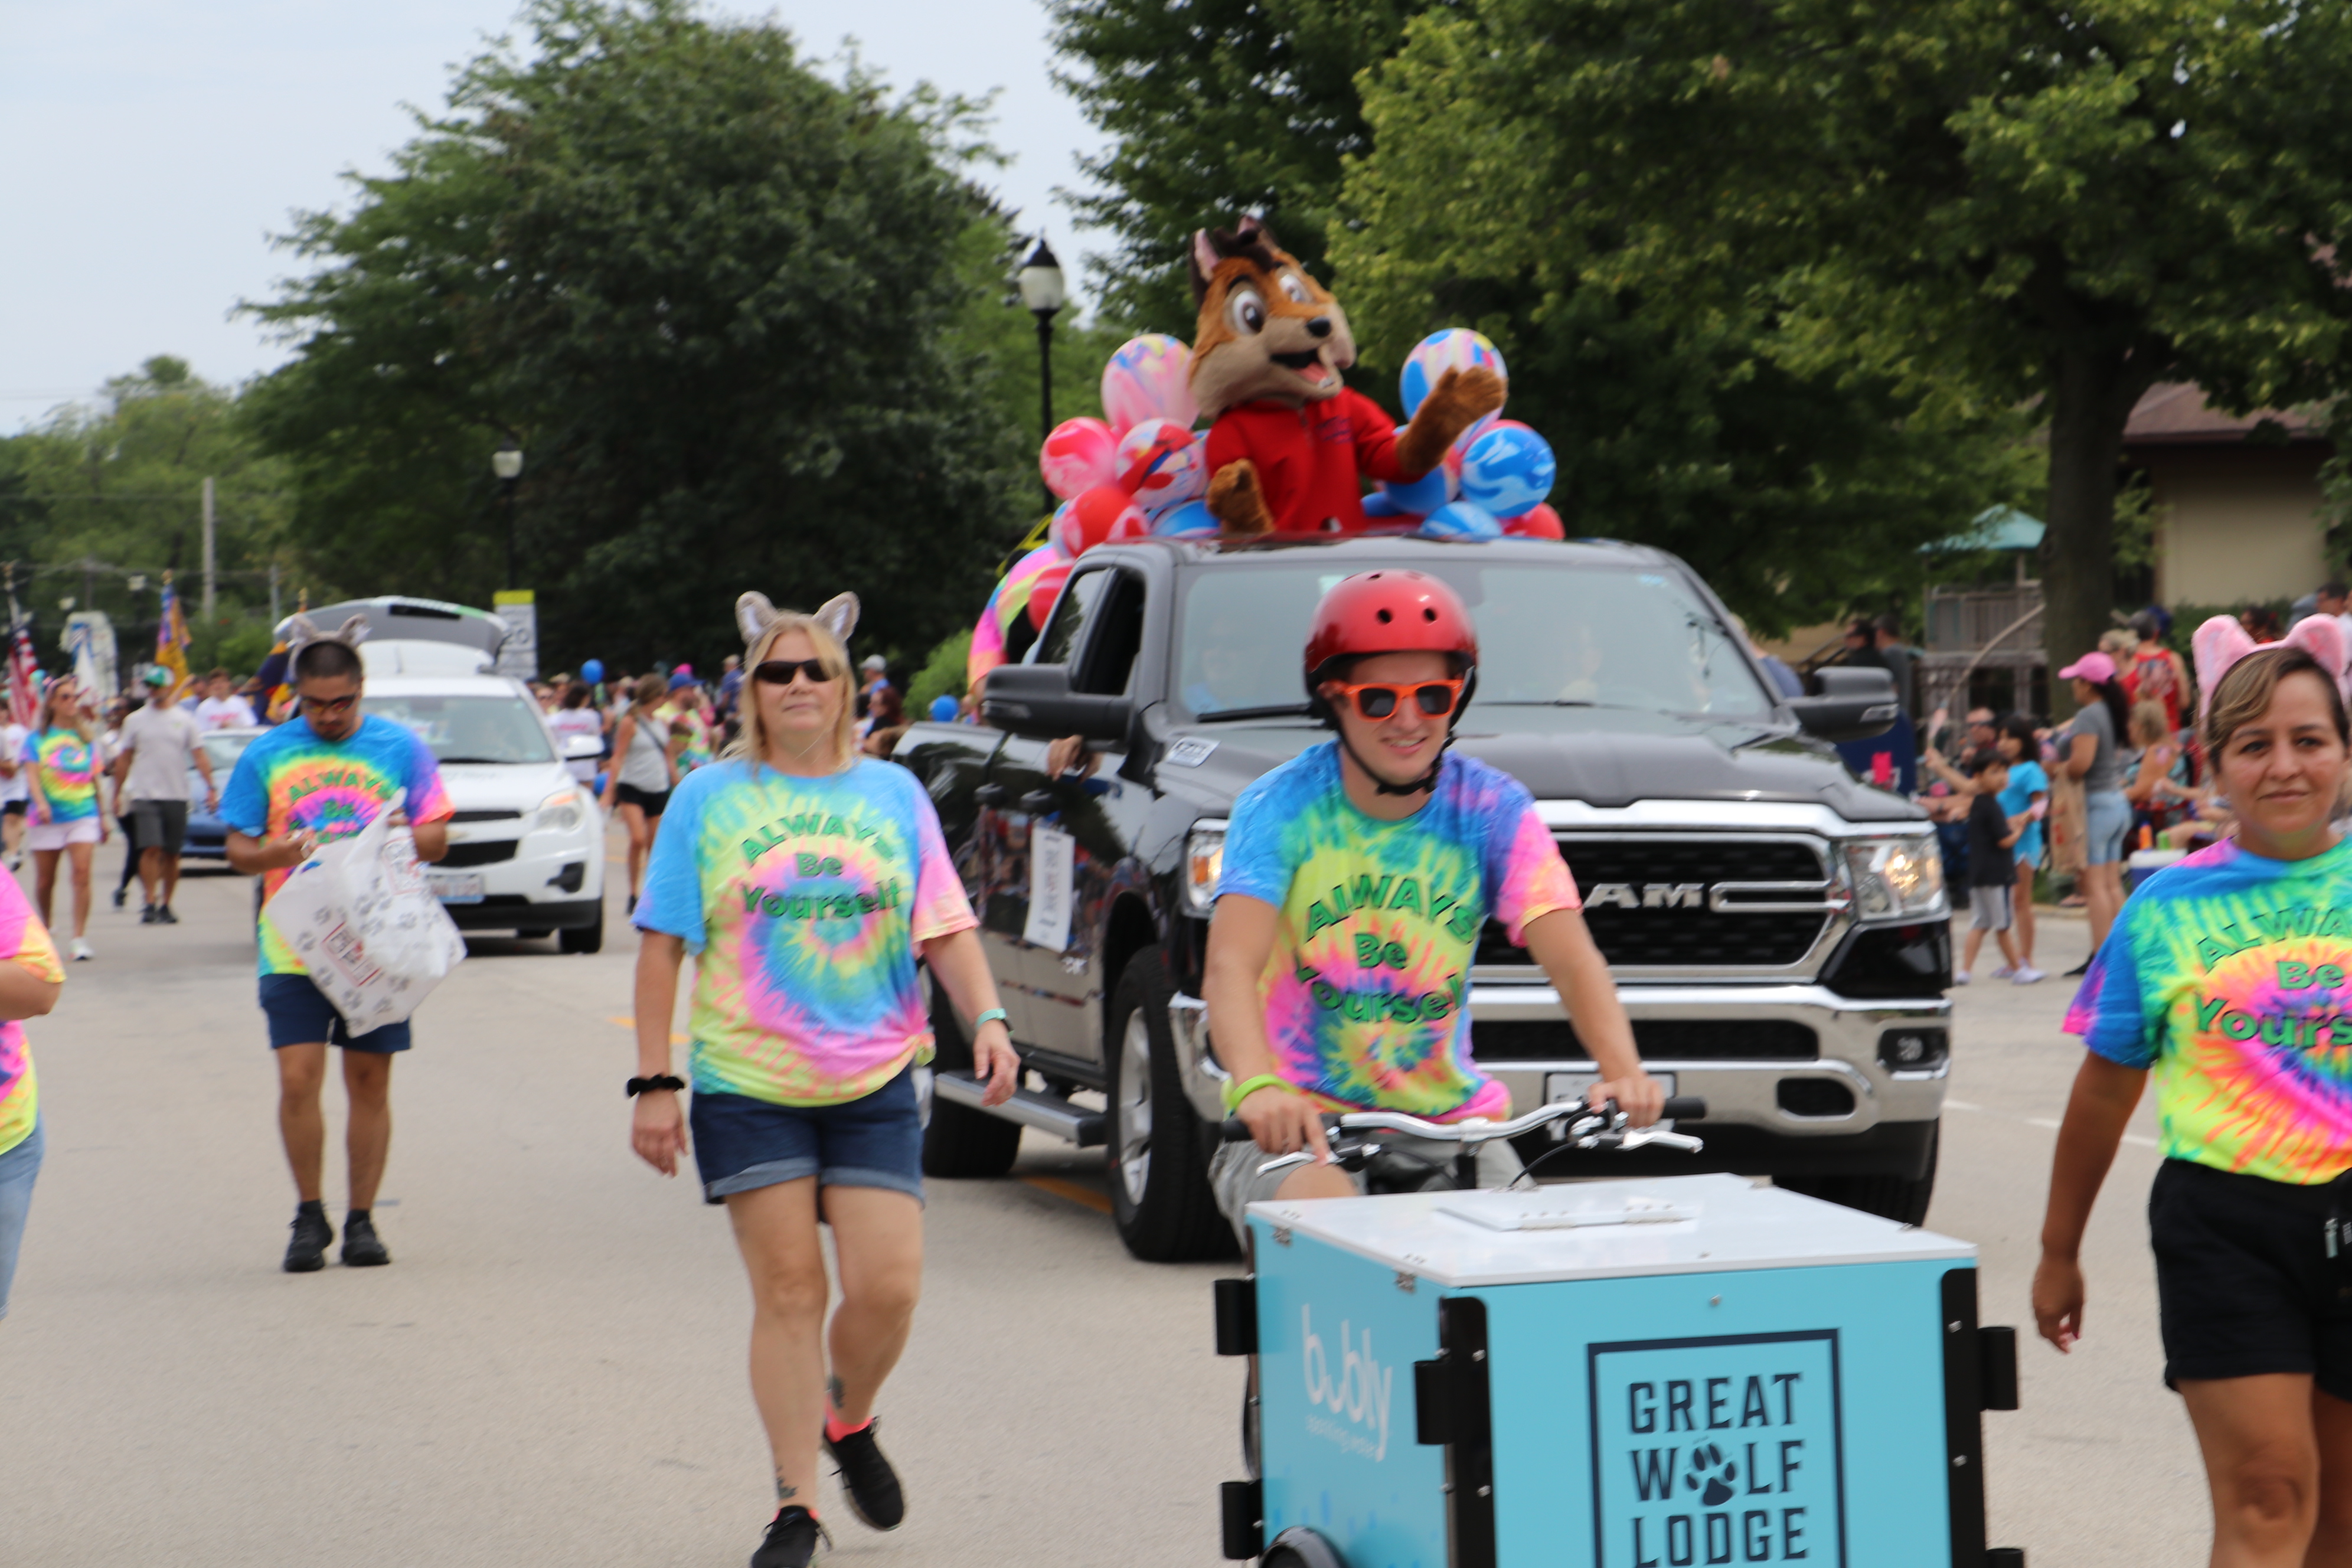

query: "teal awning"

left=1922, top=505, right=2046, bottom=554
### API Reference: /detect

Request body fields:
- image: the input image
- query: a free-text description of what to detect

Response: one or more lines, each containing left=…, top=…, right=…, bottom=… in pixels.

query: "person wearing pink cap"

left=2057, top=649, right=2133, bottom=963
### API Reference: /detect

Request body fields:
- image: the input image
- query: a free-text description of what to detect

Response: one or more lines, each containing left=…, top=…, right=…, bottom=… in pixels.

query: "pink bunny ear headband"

left=2191, top=613, right=2352, bottom=724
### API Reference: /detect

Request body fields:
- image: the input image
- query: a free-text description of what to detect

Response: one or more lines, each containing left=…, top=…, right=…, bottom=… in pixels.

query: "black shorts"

left=2151, top=1157, right=2352, bottom=1396
left=130, top=799, right=188, bottom=854
left=0, top=800, right=24, bottom=818
left=614, top=782, right=669, bottom=817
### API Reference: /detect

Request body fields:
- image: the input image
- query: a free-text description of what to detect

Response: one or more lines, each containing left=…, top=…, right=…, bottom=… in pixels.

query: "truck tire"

left=1776, top=1121, right=1939, bottom=1226
left=919, top=978, right=1022, bottom=1179
left=1105, top=949, right=1232, bottom=1261
left=558, top=908, right=604, bottom=954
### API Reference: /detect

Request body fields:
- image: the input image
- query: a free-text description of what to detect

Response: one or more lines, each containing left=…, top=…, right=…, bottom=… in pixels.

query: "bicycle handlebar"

left=1217, top=1096, right=1707, bottom=1144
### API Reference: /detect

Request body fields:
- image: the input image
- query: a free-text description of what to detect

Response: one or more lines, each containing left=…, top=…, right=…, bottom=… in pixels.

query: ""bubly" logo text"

left=1300, top=1306, right=1393, bottom=1462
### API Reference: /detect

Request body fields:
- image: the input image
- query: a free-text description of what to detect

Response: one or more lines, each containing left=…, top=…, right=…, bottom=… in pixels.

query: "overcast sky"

left=0, top=0, right=1106, bottom=431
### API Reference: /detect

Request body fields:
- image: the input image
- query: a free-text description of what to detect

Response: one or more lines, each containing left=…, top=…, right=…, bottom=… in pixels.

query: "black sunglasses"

left=753, top=658, right=841, bottom=687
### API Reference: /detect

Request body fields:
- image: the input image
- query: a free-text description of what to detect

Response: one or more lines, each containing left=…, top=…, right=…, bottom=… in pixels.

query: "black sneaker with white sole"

left=750, top=1505, right=829, bottom=1567
left=283, top=1202, right=333, bottom=1273
left=824, top=1420, right=904, bottom=1530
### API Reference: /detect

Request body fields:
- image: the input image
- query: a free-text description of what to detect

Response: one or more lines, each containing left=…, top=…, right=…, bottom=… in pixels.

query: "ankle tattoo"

left=828, top=1375, right=846, bottom=1412
left=776, top=1477, right=798, bottom=1503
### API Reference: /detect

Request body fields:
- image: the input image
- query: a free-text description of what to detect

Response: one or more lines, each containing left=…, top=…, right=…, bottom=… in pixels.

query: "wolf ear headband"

left=277, top=613, right=370, bottom=652
left=735, top=592, right=858, bottom=651
left=2190, top=613, right=2351, bottom=723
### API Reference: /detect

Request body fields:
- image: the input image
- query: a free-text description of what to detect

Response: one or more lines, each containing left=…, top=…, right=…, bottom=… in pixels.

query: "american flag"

left=5, top=602, right=36, bottom=730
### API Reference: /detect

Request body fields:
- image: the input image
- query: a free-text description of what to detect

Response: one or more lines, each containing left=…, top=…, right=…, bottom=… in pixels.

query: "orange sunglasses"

left=1323, top=677, right=1466, bottom=721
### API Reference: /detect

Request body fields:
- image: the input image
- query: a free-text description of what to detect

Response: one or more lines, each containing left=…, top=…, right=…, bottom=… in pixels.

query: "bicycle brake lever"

left=1616, top=1127, right=1706, bottom=1154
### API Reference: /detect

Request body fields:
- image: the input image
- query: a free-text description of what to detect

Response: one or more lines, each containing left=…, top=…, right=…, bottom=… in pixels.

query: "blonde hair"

left=2127, top=699, right=2170, bottom=749
left=729, top=611, right=857, bottom=772
left=631, top=673, right=667, bottom=710
left=40, top=681, right=90, bottom=739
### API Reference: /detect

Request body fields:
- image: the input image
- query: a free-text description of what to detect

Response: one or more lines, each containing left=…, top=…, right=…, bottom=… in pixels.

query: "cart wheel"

left=1263, top=1527, right=1348, bottom=1568
left=1240, top=1381, right=1260, bottom=1479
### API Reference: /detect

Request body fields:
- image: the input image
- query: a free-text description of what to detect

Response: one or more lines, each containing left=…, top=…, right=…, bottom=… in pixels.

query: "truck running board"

left=933, top=1069, right=1108, bottom=1148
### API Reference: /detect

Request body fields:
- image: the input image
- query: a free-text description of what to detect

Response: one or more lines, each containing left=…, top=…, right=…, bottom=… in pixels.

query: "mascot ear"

left=2285, top=613, right=2352, bottom=701
left=2193, top=614, right=2260, bottom=723
left=736, top=592, right=781, bottom=648
left=1188, top=230, right=1222, bottom=302
left=335, top=615, right=370, bottom=648
left=813, top=593, right=860, bottom=646
left=279, top=613, right=322, bottom=650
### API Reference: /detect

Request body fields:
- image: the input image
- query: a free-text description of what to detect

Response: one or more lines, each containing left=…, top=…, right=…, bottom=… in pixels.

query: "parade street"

left=3, top=847, right=2196, bottom=1566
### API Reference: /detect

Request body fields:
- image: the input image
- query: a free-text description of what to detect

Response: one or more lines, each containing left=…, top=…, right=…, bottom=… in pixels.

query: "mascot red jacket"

left=1188, top=218, right=1504, bottom=534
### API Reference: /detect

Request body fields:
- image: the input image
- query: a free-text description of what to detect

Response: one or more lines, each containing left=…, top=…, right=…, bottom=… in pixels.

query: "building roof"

left=1923, top=505, right=2044, bottom=554
left=2123, top=382, right=2327, bottom=447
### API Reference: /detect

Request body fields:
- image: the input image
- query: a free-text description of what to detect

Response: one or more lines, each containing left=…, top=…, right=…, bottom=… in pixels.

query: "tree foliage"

left=241, top=0, right=1038, bottom=673
left=1344, top=0, right=2352, bottom=696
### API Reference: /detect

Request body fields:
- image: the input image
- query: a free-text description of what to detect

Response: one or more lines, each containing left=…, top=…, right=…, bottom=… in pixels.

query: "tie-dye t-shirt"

left=1219, top=743, right=1582, bottom=1121
left=0, top=870, right=64, bottom=1158
left=23, top=728, right=101, bottom=822
left=2067, top=837, right=2352, bottom=1184
left=219, top=714, right=455, bottom=976
left=670, top=704, right=714, bottom=772
left=633, top=758, right=977, bottom=1107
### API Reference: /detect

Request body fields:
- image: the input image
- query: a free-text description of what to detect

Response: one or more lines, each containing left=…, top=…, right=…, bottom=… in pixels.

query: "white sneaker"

left=1952, top=971, right=1971, bottom=985
left=1991, top=965, right=2017, bottom=980
left=2011, top=966, right=2046, bottom=985
left=70, top=937, right=93, bottom=962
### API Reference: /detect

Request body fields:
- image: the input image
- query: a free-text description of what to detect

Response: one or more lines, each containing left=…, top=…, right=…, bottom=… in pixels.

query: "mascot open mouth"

left=1270, top=349, right=1323, bottom=370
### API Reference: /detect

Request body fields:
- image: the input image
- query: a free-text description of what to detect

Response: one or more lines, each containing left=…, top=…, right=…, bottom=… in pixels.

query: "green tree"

left=1346, top=0, right=2352, bottom=701
left=243, top=0, right=1035, bottom=675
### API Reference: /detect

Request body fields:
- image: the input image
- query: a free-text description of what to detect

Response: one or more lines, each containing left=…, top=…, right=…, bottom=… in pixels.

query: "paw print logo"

left=1684, top=1443, right=1737, bottom=1507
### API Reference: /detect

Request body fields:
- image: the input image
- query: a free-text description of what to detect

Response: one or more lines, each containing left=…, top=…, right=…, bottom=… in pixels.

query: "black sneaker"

left=111, top=887, right=127, bottom=909
left=2063, top=959, right=2091, bottom=978
left=156, top=905, right=178, bottom=925
left=284, top=1203, right=334, bottom=1273
left=342, top=1211, right=391, bottom=1267
left=824, top=1420, right=904, bottom=1530
left=750, top=1505, right=829, bottom=1567
left=139, top=906, right=157, bottom=925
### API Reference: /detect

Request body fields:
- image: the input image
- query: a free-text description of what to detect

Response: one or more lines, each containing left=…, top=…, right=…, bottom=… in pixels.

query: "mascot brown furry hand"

left=1188, top=218, right=1505, bottom=535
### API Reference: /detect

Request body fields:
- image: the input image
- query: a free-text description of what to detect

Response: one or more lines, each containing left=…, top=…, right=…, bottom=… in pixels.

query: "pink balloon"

left=1026, top=562, right=1075, bottom=631
left=1065, top=485, right=1148, bottom=555
left=1504, top=502, right=1565, bottom=540
left=1040, top=417, right=1118, bottom=501
left=1100, top=335, right=1198, bottom=436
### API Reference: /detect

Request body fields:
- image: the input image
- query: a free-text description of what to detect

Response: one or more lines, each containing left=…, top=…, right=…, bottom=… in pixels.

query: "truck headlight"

left=1843, top=834, right=1946, bottom=920
left=534, top=788, right=587, bottom=835
left=1181, top=822, right=1227, bottom=917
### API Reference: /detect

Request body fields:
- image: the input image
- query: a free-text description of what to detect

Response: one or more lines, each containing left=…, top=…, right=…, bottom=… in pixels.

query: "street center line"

left=1021, top=1175, right=1112, bottom=1214
left=607, top=1015, right=688, bottom=1046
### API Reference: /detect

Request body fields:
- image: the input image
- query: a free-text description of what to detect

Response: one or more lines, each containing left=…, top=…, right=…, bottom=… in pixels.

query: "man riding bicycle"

left=1202, top=569, right=1662, bottom=1234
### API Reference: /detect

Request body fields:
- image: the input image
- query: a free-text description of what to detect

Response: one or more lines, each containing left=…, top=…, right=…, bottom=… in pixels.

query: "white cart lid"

left=1246, top=1174, right=1975, bottom=1288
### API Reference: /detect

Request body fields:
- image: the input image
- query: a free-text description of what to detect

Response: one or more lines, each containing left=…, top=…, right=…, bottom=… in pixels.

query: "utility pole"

left=268, top=562, right=280, bottom=625
left=200, top=476, right=216, bottom=625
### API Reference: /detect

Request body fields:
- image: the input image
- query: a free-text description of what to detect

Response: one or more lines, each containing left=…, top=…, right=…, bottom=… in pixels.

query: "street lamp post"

left=491, top=440, right=525, bottom=589
left=1016, top=237, right=1066, bottom=503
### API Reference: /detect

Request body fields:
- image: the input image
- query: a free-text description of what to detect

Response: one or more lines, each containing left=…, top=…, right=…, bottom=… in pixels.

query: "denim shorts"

left=689, top=1064, right=922, bottom=1206
left=0, top=1117, right=43, bottom=1321
left=2085, top=788, right=2132, bottom=867
left=259, top=973, right=412, bottom=1053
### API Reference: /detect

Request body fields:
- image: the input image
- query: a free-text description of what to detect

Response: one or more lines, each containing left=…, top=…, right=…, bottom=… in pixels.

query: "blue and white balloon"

left=1417, top=501, right=1502, bottom=541
left=1377, top=444, right=1454, bottom=517
left=1458, top=422, right=1556, bottom=519
left=1149, top=498, right=1218, bottom=538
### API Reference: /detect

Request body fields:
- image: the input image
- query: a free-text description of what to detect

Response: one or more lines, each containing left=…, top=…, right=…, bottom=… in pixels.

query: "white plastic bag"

left=262, top=789, right=466, bottom=1034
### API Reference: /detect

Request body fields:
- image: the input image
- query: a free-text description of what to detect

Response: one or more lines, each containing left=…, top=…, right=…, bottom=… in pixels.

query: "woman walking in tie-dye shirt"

left=628, top=591, right=1018, bottom=1568
left=22, top=682, right=107, bottom=961
left=2040, top=644, right=2352, bottom=1564
left=0, top=863, right=64, bottom=1322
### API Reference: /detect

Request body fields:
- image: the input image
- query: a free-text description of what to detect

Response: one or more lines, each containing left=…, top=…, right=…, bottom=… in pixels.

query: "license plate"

left=1546, top=1070, right=1676, bottom=1107
left=428, top=872, right=485, bottom=904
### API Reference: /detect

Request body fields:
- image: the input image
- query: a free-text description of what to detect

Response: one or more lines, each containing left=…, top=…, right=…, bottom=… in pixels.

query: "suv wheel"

left=919, top=974, right=1022, bottom=1178
left=1105, top=950, right=1230, bottom=1261
left=558, top=908, right=603, bottom=954
left=1777, top=1120, right=1939, bottom=1226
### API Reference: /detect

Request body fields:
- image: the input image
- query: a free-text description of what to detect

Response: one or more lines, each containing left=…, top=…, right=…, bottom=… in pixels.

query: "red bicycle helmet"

left=1303, top=570, right=1479, bottom=690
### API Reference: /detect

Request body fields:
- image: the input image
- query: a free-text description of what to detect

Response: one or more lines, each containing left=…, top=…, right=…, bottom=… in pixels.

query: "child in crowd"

left=1957, top=752, right=2043, bottom=985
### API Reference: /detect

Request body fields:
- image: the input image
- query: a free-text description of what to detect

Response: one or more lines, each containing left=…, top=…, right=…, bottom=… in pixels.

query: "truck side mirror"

left=1788, top=665, right=1899, bottom=743
left=982, top=663, right=1134, bottom=743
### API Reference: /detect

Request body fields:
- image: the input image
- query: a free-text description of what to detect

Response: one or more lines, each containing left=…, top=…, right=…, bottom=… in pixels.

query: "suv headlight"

left=1181, top=822, right=1227, bottom=917
left=533, top=788, right=587, bottom=836
left=1843, top=834, right=1946, bottom=920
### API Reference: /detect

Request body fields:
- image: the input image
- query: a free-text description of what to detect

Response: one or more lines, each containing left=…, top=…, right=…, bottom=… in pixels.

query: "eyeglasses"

left=1324, top=677, right=1466, bottom=721
left=753, top=658, right=841, bottom=687
left=299, top=692, right=359, bottom=717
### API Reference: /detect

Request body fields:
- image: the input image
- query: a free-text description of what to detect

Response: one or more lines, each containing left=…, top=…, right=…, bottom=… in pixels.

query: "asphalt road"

left=0, top=848, right=2207, bottom=1566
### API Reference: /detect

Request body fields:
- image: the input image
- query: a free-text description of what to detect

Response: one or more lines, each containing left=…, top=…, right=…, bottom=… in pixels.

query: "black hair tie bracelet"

left=626, top=1074, right=686, bottom=1097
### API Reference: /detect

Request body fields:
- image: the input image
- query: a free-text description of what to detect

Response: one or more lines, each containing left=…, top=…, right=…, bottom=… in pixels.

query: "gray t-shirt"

left=118, top=703, right=204, bottom=803
left=2069, top=701, right=2121, bottom=793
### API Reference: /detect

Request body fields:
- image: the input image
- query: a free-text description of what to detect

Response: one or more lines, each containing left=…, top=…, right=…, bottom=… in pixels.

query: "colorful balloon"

left=580, top=658, right=605, bottom=685
left=1063, top=484, right=1149, bottom=555
left=992, top=541, right=1069, bottom=635
left=1399, top=329, right=1507, bottom=419
left=1100, top=335, right=1198, bottom=436
left=1040, top=417, right=1119, bottom=501
left=1026, top=561, right=1076, bottom=631
left=1504, top=502, right=1565, bottom=540
left=1115, top=417, right=1208, bottom=509
left=1149, top=499, right=1218, bottom=537
left=930, top=695, right=961, bottom=723
left=1417, top=501, right=1502, bottom=541
left=1458, top=422, right=1556, bottom=518
left=1378, top=446, right=1453, bottom=517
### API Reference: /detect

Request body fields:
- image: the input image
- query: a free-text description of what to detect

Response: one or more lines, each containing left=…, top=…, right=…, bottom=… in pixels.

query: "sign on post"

left=492, top=590, right=538, bottom=681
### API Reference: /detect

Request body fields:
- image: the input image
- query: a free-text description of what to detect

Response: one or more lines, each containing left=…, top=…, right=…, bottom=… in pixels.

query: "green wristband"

left=974, top=1008, right=1008, bottom=1030
left=1222, top=1072, right=1293, bottom=1115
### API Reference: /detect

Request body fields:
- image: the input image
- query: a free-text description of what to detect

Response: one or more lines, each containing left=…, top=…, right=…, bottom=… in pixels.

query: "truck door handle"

left=1018, top=790, right=1057, bottom=815
left=974, top=783, right=1008, bottom=807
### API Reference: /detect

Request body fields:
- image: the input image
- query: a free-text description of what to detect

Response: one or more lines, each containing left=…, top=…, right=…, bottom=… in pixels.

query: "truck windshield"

left=1175, top=560, right=1773, bottom=720
left=363, top=694, right=556, bottom=764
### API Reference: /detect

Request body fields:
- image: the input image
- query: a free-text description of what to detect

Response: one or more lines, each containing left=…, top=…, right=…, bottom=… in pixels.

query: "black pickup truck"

left=896, top=534, right=1948, bottom=1261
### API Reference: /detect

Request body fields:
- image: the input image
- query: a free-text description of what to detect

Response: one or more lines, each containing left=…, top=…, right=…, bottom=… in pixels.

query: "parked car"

left=895, top=534, right=1942, bottom=1261
left=182, top=727, right=263, bottom=862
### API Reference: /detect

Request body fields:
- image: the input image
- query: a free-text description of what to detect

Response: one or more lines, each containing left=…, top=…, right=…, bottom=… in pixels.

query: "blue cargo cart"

left=1214, top=1164, right=2022, bottom=1567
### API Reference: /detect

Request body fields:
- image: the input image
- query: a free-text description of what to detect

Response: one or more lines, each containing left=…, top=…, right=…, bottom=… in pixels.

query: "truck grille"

left=438, top=840, right=518, bottom=868
left=1475, top=837, right=1832, bottom=969
left=1472, top=1019, right=1819, bottom=1061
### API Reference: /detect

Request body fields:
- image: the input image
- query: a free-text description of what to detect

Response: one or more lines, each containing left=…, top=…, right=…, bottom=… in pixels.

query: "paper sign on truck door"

left=1024, top=824, right=1075, bottom=952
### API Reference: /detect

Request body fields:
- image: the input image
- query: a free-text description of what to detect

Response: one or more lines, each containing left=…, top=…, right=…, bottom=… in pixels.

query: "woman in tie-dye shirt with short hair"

left=2040, top=643, right=2352, bottom=1562
left=628, top=591, right=1018, bottom=1563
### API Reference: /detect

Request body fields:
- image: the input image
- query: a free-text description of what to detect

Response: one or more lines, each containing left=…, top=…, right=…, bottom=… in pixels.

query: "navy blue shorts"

left=259, top=974, right=412, bottom=1053
left=689, top=1065, right=923, bottom=1206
